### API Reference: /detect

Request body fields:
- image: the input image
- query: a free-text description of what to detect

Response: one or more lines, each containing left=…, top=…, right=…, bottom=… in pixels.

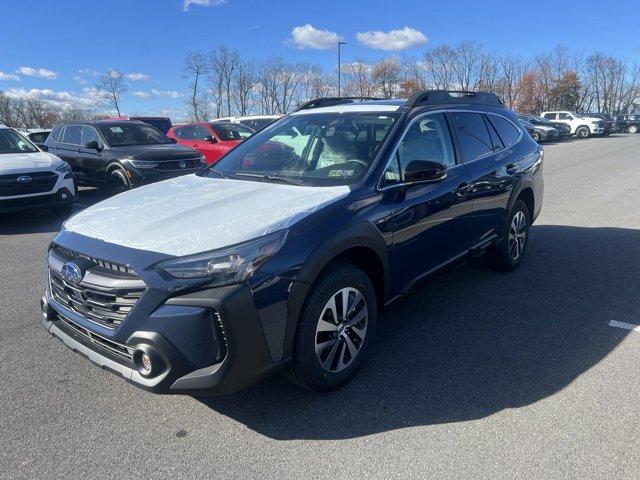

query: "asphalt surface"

left=1, top=134, right=639, bottom=479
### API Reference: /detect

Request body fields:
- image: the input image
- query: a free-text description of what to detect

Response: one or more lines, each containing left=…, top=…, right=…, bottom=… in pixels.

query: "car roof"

left=292, top=101, right=403, bottom=116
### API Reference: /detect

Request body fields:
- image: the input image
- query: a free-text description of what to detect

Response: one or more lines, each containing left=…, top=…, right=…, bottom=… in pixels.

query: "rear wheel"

left=532, top=131, right=541, bottom=142
left=628, top=124, right=638, bottom=134
left=106, top=168, right=131, bottom=195
left=287, top=264, right=377, bottom=392
left=576, top=126, right=590, bottom=138
left=487, top=199, right=530, bottom=271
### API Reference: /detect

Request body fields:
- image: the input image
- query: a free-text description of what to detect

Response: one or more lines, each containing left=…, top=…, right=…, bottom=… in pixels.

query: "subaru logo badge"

left=16, top=175, right=32, bottom=184
left=178, top=160, right=186, bottom=169
left=61, top=262, right=83, bottom=285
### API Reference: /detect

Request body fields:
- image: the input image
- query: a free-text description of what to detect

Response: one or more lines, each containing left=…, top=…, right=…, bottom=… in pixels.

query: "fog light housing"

left=133, top=348, right=163, bottom=378
left=140, top=352, right=152, bottom=373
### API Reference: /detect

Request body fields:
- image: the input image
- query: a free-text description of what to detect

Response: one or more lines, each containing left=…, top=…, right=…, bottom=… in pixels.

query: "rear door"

left=458, top=112, right=523, bottom=243
left=57, top=125, right=82, bottom=174
left=385, top=112, right=474, bottom=292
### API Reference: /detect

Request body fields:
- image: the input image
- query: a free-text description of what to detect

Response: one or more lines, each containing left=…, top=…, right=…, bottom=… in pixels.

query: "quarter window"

left=488, top=115, right=520, bottom=148
left=62, top=125, right=82, bottom=145
left=450, top=112, right=493, bottom=162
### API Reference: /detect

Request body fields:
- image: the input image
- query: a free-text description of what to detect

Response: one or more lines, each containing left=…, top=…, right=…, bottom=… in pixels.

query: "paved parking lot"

left=2, top=134, right=639, bottom=479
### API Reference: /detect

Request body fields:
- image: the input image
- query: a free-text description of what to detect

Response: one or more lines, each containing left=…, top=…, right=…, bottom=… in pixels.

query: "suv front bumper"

left=42, top=280, right=289, bottom=395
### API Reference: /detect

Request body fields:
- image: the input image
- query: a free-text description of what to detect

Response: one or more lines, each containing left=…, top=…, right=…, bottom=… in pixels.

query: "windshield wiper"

left=234, top=172, right=304, bottom=186
left=208, top=169, right=229, bottom=179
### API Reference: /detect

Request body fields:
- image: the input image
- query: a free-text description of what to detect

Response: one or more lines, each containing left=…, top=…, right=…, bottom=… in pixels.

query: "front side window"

left=542, top=113, right=556, bottom=120
left=558, top=113, right=573, bottom=120
left=0, top=129, right=38, bottom=154
left=210, top=123, right=254, bottom=141
left=80, top=126, right=101, bottom=146
left=98, top=123, right=172, bottom=147
left=62, top=125, right=82, bottom=145
left=28, top=132, right=49, bottom=144
left=397, top=113, right=456, bottom=172
left=208, top=112, right=399, bottom=186
left=450, top=112, right=493, bottom=162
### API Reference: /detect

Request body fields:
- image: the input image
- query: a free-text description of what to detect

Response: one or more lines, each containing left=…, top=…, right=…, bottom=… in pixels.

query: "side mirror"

left=39, top=144, right=49, bottom=152
left=84, top=140, right=101, bottom=151
left=204, top=135, right=217, bottom=143
left=404, top=160, right=448, bottom=184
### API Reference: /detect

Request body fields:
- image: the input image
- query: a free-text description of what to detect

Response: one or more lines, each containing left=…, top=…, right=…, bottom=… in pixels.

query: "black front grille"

left=0, top=171, right=58, bottom=196
left=155, top=158, right=203, bottom=171
left=48, top=245, right=146, bottom=330
left=57, top=313, right=134, bottom=365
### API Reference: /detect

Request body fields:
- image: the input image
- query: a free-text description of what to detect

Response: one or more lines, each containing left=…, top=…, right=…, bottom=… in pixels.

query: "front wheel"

left=576, top=126, right=590, bottom=138
left=628, top=124, right=638, bottom=134
left=486, top=199, right=530, bottom=271
left=287, top=264, right=377, bottom=392
left=106, top=168, right=131, bottom=195
left=532, top=131, right=541, bottom=142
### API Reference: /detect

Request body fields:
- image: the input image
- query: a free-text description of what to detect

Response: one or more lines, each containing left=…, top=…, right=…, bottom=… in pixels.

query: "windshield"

left=210, top=122, right=254, bottom=141
left=206, top=111, right=399, bottom=186
left=0, top=129, right=39, bottom=154
left=98, top=123, right=172, bottom=147
left=134, top=118, right=172, bottom=134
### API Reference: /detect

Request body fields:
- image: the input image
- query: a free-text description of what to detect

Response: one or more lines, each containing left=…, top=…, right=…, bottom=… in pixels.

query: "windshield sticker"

left=328, top=169, right=355, bottom=178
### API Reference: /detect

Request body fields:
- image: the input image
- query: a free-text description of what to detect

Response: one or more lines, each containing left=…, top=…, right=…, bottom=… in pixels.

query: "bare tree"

left=233, top=58, right=257, bottom=116
left=209, top=46, right=240, bottom=117
left=422, top=45, right=457, bottom=89
left=96, top=69, right=127, bottom=116
left=372, top=57, right=401, bottom=98
left=184, top=52, right=208, bottom=121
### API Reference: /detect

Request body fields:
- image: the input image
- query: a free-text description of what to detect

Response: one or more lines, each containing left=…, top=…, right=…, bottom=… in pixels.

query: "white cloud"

left=356, top=27, right=428, bottom=51
left=73, top=74, right=88, bottom=85
left=5, top=88, right=97, bottom=107
left=183, top=0, right=226, bottom=11
left=0, top=70, right=20, bottom=81
left=289, top=24, right=343, bottom=50
left=132, top=89, right=183, bottom=99
left=15, top=66, right=58, bottom=79
left=125, top=72, right=150, bottom=81
left=78, top=68, right=100, bottom=77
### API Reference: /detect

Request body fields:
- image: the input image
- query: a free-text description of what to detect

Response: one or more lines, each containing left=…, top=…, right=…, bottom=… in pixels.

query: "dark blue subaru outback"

left=41, top=91, right=543, bottom=394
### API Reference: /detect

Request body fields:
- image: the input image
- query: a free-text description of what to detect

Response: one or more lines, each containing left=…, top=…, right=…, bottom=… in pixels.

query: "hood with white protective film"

left=0, top=151, right=65, bottom=174
left=63, top=174, right=351, bottom=257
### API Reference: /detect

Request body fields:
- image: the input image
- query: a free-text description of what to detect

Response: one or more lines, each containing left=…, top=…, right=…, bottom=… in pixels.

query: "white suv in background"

left=540, top=111, right=605, bottom=138
left=0, top=126, right=75, bottom=215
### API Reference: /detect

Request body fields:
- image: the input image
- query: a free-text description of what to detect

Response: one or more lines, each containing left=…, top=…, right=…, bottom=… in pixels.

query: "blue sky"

left=1, top=0, right=638, bottom=119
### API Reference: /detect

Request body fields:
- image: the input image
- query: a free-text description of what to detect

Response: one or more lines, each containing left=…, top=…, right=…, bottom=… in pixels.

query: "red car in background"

left=167, top=122, right=254, bottom=164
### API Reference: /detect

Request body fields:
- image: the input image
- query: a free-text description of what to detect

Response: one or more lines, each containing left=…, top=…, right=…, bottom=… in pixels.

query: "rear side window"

left=62, top=125, right=82, bottom=145
left=450, top=112, right=493, bottom=162
left=542, top=113, right=556, bottom=120
left=488, top=115, right=520, bottom=148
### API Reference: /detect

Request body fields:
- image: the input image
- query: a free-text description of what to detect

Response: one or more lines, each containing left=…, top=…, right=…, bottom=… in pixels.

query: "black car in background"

left=586, top=113, right=615, bottom=135
left=615, top=114, right=640, bottom=134
left=44, top=120, right=205, bottom=193
left=519, top=113, right=571, bottom=137
left=517, top=116, right=560, bottom=142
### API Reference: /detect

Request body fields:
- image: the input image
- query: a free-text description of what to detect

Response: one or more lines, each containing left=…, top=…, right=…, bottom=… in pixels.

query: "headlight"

left=129, top=160, right=159, bottom=169
left=55, top=162, right=71, bottom=174
left=154, top=230, right=288, bottom=284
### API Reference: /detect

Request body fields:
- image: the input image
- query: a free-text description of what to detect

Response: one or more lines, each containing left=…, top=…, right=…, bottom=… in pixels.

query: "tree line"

left=1, top=42, right=639, bottom=129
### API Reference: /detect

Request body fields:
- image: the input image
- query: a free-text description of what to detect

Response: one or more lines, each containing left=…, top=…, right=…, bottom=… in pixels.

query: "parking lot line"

left=609, top=320, right=640, bottom=332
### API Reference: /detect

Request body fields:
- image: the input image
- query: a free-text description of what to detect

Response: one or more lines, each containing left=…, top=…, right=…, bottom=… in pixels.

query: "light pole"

left=338, top=41, right=347, bottom=97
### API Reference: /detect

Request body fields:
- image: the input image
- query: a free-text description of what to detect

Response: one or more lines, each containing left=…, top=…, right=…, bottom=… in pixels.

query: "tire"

left=628, top=124, right=638, bottom=134
left=576, top=126, right=590, bottom=138
left=532, top=132, right=541, bottom=142
left=486, top=199, right=531, bottom=271
left=287, top=263, right=377, bottom=392
left=106, top=168, right=131, bottom=195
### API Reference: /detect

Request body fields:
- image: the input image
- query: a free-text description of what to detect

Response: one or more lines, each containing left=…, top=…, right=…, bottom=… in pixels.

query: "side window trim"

left=377, top=110, right=460, bottom=191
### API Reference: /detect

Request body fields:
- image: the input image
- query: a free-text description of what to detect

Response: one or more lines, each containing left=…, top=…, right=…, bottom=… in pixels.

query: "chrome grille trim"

left=53, top=244, right=136, bottom=276
left=213, top=311, right=228, bottom=361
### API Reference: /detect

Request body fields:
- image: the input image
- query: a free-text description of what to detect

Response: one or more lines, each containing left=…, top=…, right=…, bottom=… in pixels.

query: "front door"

left=385, top=112, right=474, bottom=294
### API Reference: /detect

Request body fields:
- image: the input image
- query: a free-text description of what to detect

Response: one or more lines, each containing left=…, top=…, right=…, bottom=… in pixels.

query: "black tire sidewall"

left=291, top=264, right=377, bottom=391
left=108, top=168, right=130, bottom=194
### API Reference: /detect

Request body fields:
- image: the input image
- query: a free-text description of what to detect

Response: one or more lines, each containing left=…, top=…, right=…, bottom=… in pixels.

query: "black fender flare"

left=282, top=221, right=390, bottom=358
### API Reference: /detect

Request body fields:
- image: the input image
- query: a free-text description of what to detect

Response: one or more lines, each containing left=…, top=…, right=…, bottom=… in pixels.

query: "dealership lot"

left=1, top=134, right=640, bottom=479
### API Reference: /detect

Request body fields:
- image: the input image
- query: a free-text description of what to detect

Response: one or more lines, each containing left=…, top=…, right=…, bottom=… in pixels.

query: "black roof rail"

left=295, top=97, right=384, bottom=111
left=405, top=90, right=504, bottom=108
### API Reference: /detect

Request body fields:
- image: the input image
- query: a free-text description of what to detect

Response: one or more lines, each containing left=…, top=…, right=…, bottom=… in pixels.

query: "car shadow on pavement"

left=197, top=225, right=639, bottom=440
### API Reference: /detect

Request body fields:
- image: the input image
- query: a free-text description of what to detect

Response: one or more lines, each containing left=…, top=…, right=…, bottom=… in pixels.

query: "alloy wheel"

left=315, top=287, right=368, bottom=373
left=508, top=210, right=527, bottom=260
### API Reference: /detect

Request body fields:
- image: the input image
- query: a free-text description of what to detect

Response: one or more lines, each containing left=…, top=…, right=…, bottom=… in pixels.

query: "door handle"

left=506, top=164, right=518, bottom=175
left=193, top=144, right=199, bottom=147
